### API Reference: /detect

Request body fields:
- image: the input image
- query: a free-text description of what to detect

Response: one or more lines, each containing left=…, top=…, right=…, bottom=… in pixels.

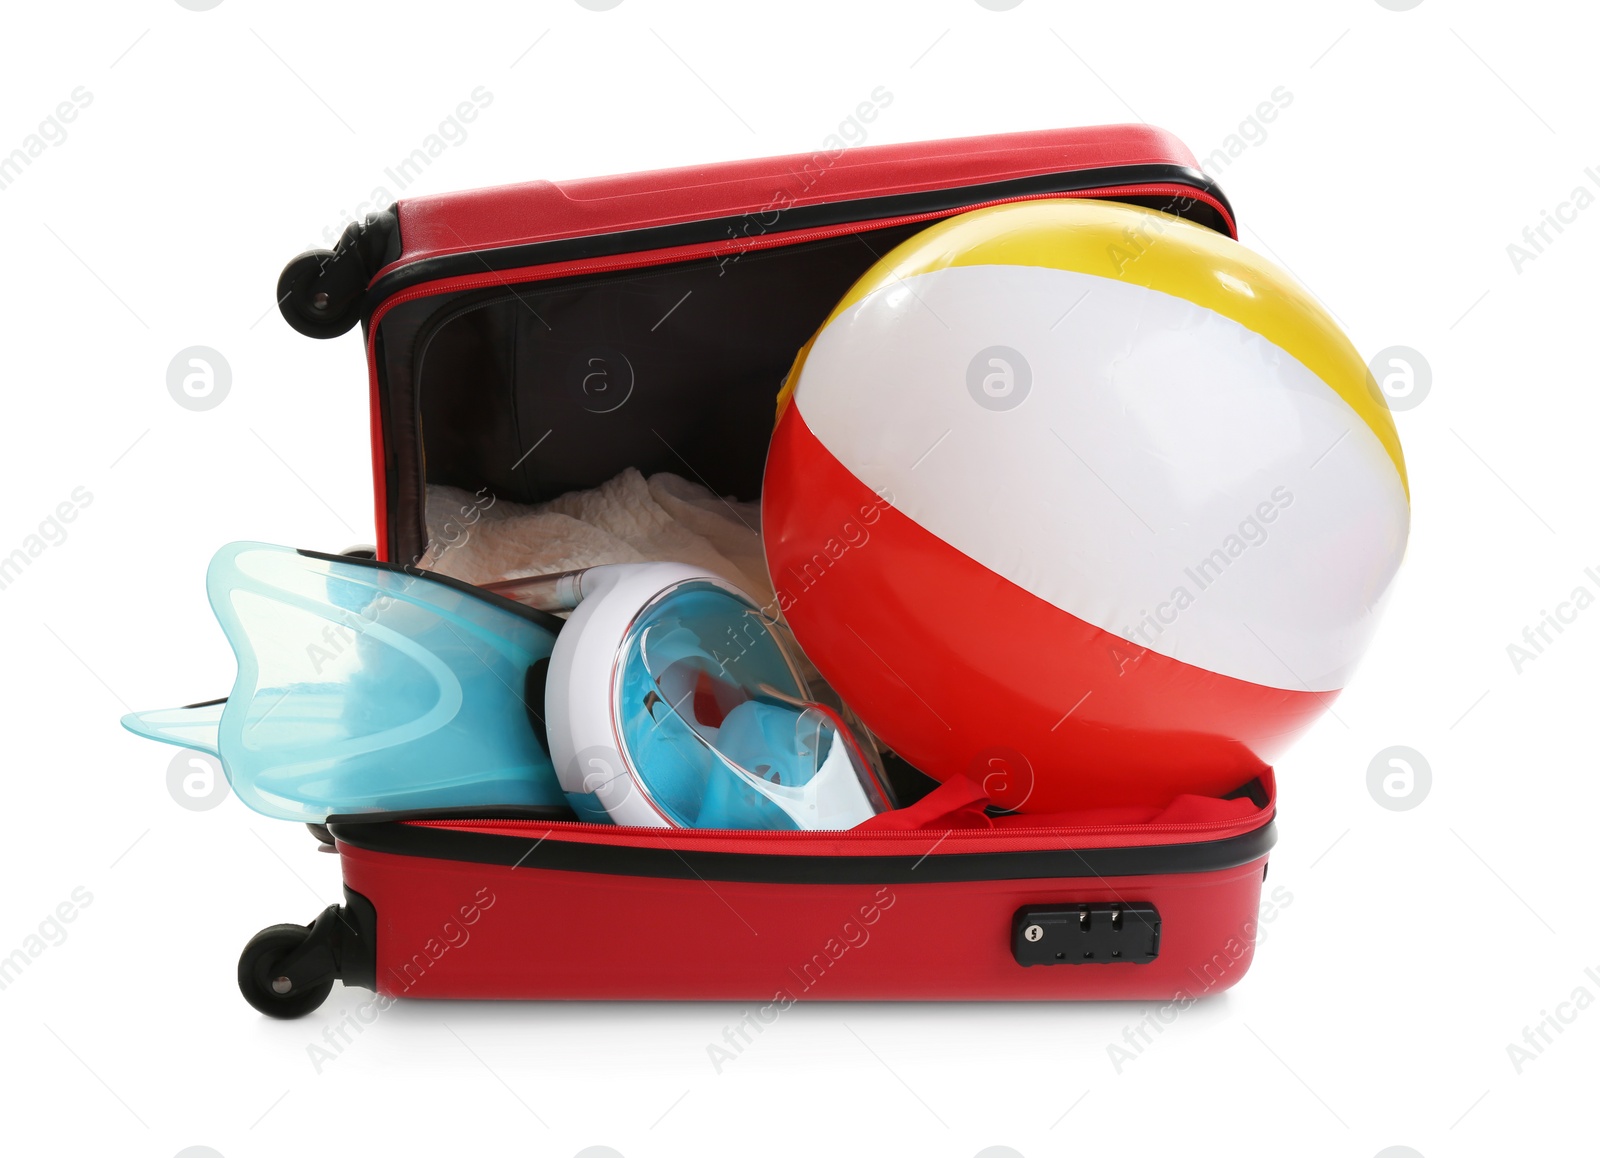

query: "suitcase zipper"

left=332, top=809, right=1277, bottom=879
left=365, top=182, right=1225, bottom=328
left=413, top=810, right=1267, bottom=843
left=337, top=806, right=1277, bottom=876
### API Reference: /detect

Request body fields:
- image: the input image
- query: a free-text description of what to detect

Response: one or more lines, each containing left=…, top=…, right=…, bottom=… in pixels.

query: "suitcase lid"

left=375, top=122, right=1234, bottom=292
left=276, top=125, right=1235, bottom=561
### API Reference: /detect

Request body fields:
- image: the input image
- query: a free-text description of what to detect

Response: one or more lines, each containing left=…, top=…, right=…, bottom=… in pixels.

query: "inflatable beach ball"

left=762, top=199, right=1409, bottom=811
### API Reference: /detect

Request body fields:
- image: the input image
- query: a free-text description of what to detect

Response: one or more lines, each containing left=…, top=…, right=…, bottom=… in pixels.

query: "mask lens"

left=616, top=581, right=884, bottom=829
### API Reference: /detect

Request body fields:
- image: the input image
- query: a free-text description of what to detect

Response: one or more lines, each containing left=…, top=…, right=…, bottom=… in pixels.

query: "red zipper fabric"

left=403, top=793, right=1274, bottom=858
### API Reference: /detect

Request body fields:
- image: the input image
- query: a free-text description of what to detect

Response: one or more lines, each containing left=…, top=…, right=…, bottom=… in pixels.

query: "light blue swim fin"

left=121, top=542, right=566, bottom=822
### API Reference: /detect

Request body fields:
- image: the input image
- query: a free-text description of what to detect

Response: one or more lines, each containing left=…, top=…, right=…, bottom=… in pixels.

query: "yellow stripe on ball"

left=817, top=200, right=1408, bottom=499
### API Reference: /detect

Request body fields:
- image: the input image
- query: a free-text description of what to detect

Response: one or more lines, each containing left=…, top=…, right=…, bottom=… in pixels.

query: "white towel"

left=423, top=468, right=772, bottom=605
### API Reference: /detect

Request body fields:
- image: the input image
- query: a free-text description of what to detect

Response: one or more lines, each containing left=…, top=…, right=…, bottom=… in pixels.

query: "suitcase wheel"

left=276, top=250, right=365, bottom=340
left=238, top=922, right=337, bottom=1019
left=238, top=894, right=379, bottom=1018
left=275, top=209, right=398, bottom=340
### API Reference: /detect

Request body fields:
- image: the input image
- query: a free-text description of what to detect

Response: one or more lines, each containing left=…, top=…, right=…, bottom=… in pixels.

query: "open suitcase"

left=243, top=124, right=1278, bottom=1016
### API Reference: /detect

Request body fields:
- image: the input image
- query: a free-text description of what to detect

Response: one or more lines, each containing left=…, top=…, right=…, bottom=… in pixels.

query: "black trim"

left=363, top=164, right=1234, bottom=311
left=327, top=818, right=1276, bottom=885
left=293, top=546, right=566, bottom=636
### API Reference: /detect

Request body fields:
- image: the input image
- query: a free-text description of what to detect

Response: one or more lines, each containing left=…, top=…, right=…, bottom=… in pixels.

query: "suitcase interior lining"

left=378, top=221, right=931, bottom=564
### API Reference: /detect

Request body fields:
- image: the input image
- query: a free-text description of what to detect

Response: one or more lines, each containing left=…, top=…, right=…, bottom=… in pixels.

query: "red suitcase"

left=244, top=124, right=1276, bottom=1016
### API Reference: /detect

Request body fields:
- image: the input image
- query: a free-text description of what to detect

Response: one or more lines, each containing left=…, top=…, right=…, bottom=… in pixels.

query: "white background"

left=0, top=1, right=1594, bottom=1156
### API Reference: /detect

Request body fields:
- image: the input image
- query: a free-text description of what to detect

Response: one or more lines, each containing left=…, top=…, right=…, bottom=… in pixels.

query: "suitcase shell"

left=328, top=794, right=1275, bottom=1002
left=258, top=125, right=1275, bottom=1011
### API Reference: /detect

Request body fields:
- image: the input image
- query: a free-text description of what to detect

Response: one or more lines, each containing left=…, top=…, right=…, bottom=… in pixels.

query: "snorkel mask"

left=492, top=563, right=893, bottom=830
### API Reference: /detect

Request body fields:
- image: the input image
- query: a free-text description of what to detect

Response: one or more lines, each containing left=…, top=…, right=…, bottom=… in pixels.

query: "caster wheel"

left=306, top=822, right=335, bottom=846
left=276, top=250, right=363, bottom=339
left=238, top=924, right=335, bottom=1019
